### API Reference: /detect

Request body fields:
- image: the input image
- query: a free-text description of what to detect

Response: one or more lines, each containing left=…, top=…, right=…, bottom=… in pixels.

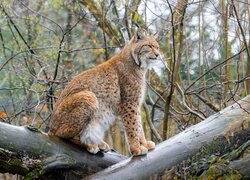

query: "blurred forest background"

left=0, top=0, right=249, bottom=158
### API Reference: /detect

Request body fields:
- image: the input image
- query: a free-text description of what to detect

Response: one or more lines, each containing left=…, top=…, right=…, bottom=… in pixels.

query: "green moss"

left=0, top=149, right=4, bottom=155
left=31, top=147, right=42, bottom=153
left=222, top=140, right=250, bottom=161
left=23, top=164, right=43, bottom=180
left=0, top=159, right=28, bottom=175
left=7, top=143, right=15, bottom=150
left=199, top=162, right=242, bottom=180
left=26, top=125, right=42, bottom=133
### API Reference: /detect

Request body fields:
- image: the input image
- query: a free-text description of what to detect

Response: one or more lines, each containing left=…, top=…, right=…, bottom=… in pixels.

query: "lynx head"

left=129, top=29, right=160, bottom=68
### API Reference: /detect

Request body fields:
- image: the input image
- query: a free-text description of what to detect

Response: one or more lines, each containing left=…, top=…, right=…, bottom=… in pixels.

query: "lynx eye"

left=148, top=44, right=153, bottom=48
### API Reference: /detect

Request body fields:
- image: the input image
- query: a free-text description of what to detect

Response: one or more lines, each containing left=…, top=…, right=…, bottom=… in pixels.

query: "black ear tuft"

left=133, top=21, right=145, bottom=41
left=135, top=29, right=146, bottom=41
left=136, top=30, right=142, bottom=40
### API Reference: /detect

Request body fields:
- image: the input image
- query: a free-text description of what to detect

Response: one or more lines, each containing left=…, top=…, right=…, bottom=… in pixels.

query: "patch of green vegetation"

left=26, top=125, right=42, bottom=133
left=23, top=164, right=43, bottom=180
left=198, top=161, right=242, bottom=180
left=222, top=140, right=250, bottom=161
left=0, top=158, right=28, bottom=175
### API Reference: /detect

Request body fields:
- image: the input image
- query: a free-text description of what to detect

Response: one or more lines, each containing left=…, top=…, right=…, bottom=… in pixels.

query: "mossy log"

left=0, top=96, right=250, bottom=179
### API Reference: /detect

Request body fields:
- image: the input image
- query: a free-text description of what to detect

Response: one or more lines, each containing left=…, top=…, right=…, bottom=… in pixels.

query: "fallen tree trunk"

left=87, top=96, right=250, bottom=179
left=0, top=122, right=126, bottom=179
left=0, top=96, right=250, bottom=179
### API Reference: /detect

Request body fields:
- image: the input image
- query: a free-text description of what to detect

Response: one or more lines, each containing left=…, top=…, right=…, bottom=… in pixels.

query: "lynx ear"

left=135, top=29, right=145, bottom=41
left=134, top=29, right=145, bottom=41
left=133, top=21, right=146, bottom=41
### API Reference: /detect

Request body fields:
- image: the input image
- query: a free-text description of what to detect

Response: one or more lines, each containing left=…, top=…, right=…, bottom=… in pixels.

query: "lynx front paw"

left=144, top=140, right=155, bottom=150
left=131, top=145, right=148, bottom=156
left=98, top=141, right=110, bottom=152
left=86, top=144, right=99, bottom=154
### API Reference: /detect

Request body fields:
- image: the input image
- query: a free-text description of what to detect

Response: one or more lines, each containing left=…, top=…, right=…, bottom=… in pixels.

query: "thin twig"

left=185, top=47, right=247, bottom=93
left=143, top=102, right=163, bottom=142
left=159, top=55, right=206, bottom=120
left=231, top=0, right=250, bottom=59
left=0, top=5, right=48, bottom=79
left=53, top=15, right=86, bottom=80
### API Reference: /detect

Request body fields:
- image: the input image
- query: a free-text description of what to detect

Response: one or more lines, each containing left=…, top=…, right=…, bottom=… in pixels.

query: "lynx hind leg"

left=49, top=91, right=98, bottom=139
left=98, top=141, right=110, bottom=152
left=72, top=137, right=110, bottom=154
left=84, top=141, right=110, bottom=154
left=70, top=138, right=100, bottom=154
left=79, top=122, right=110, bottom=154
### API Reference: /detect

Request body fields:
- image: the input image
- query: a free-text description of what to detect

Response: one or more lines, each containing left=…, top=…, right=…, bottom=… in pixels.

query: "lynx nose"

left=153, top=48, right=160, bottom=58
left=154, top=49, right=159, bottom=58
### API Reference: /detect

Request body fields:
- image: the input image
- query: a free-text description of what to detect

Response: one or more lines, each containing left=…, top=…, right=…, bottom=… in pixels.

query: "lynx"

left=48, top=29, right=160, bottom=156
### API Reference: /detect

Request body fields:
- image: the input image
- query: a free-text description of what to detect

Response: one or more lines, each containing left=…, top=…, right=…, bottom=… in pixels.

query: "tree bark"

left=87, top=95, right=250, bottom=179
